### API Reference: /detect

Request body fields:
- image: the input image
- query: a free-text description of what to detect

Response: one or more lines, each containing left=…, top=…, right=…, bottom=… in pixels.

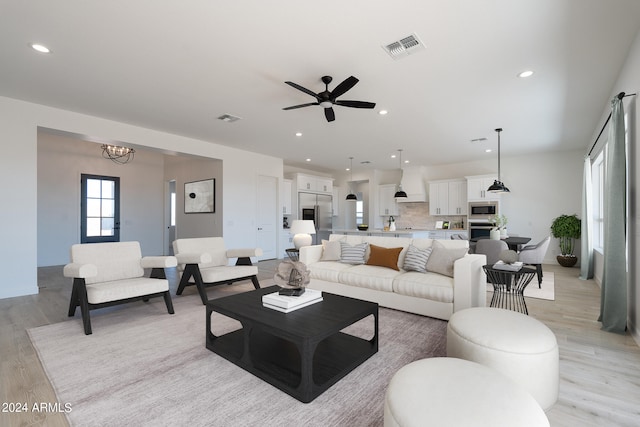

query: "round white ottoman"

left=446, top=307, right=559, bottom=410
left=384, top=357, right=549, bottom=427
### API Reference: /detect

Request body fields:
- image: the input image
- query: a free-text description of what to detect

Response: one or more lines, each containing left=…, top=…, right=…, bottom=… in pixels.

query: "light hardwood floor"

left=1, top=261, right=639, bottom=426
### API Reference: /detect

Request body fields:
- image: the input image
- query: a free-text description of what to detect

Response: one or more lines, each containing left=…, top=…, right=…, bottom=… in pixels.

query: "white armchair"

left=518, top=236, right=551, bottom=288
left=173, top=237, right=263, bottom=304
left=64, top=241, right=177, bottom=335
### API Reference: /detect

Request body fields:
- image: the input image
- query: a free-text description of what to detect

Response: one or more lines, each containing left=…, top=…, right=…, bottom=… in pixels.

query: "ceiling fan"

left=283, top=75, right=376, bottom=122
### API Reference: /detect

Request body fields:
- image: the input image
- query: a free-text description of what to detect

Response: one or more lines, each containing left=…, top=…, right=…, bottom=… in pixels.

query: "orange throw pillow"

left=366, top=244, right=403, bottom=271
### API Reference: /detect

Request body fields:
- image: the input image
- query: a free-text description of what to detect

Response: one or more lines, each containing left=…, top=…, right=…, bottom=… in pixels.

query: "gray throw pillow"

left=403, top=245, right=433, bottom=273
left=426, top=242, right=468, bottom=277
left=340, top=242, right=368, bottom=265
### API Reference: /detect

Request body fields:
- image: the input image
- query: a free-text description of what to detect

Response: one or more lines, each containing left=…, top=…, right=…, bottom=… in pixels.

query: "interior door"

left=256, top=175, right=278, bottom=260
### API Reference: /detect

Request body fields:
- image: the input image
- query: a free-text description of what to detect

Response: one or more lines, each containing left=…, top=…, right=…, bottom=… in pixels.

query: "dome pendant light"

left=345, top=157, right=358, bottom=201
left=487, top=128, right=510, bottom=193
left=394, top=149, right=408, bottom=198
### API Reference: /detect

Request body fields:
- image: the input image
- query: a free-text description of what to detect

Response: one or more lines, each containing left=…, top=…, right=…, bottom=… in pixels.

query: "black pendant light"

left=487, top=128, right=510, bottom=193
left=394, top=149, right=408, bottom=198
left=345, top=157, right=358, bottom=201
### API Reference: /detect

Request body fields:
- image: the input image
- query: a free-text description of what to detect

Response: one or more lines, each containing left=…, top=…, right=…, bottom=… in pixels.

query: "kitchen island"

left=331, top=229, right=468, bottom=239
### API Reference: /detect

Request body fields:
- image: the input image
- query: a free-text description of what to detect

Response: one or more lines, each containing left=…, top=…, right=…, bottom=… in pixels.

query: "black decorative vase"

left=557, top=255, right=578, bottom=268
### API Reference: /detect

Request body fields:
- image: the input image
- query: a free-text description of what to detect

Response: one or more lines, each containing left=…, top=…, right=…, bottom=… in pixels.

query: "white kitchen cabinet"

left=428, top=230, right=447, bottom=239
left=429, top=182, right=449, bottom=215
left=332, top=186, right=340, bottom=216
left=448, top=180, right=468, bottom=215
left=466, top=175, right=501, bottom=201
left=282, top=179, right=292, bottom=215
left=295, top=173, right=333, bottom=193
left=429, top=179, right=466, bottom=215
left=378, top=184, right=399, bottom=216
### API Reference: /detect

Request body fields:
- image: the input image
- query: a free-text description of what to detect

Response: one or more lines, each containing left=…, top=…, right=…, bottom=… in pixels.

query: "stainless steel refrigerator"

left=299, top=192, right=333, bottom=245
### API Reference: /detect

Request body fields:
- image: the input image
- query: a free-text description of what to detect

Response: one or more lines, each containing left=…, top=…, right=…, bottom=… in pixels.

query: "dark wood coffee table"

left=206, top=285, right=378, bottom=403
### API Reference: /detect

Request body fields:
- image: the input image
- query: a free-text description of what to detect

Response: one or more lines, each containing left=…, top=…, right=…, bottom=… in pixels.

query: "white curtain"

left=598, top=96, right=627, bottom=333
left=580, top=156, right=594, bottom=280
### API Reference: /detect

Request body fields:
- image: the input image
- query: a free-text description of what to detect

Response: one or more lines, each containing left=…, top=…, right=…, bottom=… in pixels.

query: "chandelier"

left=101, top=144, right=135, bottom=164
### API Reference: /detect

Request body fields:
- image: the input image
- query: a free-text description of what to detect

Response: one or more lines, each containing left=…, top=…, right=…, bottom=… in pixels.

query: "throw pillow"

left=426, top=241, right=468, bottom=277
left=340, top=242, right=368, bottom=265
left=320, top=239, right=341, bottom=261
left=366, top=244, right=403, bottom=271
left=403, top=245, right=433, bottom=273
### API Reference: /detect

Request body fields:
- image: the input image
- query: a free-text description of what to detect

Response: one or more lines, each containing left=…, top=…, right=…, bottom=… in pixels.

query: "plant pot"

left=557, top=255, right=578, bottom=267
left=490, top=230, right=501, bottom=240
left=500, top=228, right=508, bottom=238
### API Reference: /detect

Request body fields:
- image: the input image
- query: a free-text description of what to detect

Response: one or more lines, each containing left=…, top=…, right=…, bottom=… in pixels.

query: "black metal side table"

left=483, top=265, right=537, bottom=315
left=285, top=248, right=300, bottom=262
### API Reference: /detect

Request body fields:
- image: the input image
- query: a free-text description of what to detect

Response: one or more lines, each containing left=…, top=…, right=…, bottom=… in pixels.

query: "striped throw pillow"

left=403, top=245, right=433, bottom=273
left=340, top=242, right=368, bottom=265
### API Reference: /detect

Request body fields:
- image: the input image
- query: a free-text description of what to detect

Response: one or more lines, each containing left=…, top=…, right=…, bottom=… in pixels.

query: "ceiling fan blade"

left=285, top=81, right=320, bottom=99
left=330, top=76, right=359, bottom=99
left=324, top=107, right=336, bottom=122
left=282, top=102, right=319, bottom=110
left=334, top=100, right=376, bottom=109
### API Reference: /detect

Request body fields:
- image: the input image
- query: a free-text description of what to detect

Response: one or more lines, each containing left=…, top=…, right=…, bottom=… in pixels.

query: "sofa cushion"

left=308, top=261, right=352, bottom=283
left=340, top=242, right=368, bottom=265
left=393, top=271, right=454, bottom=303
left=69, top=241, right=144, bottom=285
left=86, top=277, right=169, bottom=304
left=173, top=237, right=228, bottom=268
left=403, top=245, right=433, bottom=273
left=366, top=244, right=403, bottom=271
left=338, top=265, right=398, bottom=292
left=426, top=241, right=468, bottom=278
left=320, top=239, right=342, bottom=261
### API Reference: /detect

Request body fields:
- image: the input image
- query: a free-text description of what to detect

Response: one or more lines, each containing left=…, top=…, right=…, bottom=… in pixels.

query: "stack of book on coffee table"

left=262, top=288, right=323, bottom=313
left=493, top=260, right=524, bottom=271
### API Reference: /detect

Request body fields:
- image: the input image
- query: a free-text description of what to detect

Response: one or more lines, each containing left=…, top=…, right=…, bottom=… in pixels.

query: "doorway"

left=256, top=176, right=278, bottom=260
left=80, top=174, right=120, bottom=243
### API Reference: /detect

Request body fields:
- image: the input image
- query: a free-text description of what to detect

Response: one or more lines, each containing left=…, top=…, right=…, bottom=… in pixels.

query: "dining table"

left=470, top=235, right=531, bottom=251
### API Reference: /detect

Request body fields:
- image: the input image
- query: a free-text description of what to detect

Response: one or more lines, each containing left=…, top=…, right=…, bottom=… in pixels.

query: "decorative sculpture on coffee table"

left=274, top=260, right=310, bottom=296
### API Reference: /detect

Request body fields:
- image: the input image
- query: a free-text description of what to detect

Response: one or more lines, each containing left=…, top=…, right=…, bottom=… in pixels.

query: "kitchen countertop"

left=331, top=228, right=467, bottom=234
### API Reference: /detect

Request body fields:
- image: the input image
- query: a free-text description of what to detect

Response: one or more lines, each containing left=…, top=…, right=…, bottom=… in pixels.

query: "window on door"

left=81, top=174, right=120, bottom=243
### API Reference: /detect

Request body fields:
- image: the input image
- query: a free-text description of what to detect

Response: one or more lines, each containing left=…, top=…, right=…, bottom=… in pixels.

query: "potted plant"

left=489, top=214, right=508, bottom=239
left=550, top=214, right=581, bottom=267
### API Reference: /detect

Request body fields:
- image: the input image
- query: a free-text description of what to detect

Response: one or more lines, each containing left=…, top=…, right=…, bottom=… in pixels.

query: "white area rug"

left=28, top=283, right=447, bottom=427
left=486, top=271, right=555, bottom=301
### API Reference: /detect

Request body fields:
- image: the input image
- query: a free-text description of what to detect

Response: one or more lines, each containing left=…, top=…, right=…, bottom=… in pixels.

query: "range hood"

left=397, top=166, right=427, bottom=203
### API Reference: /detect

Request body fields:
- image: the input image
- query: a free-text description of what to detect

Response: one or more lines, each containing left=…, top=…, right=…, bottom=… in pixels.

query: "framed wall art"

left=184, top=179, right=215, bottom=213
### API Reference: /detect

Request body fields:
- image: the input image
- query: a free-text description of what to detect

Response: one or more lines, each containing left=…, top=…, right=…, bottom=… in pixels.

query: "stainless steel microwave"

left=468, top=201, right=499, bottom=220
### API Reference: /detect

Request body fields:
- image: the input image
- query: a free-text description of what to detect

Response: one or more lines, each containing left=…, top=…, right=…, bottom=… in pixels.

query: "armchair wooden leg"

left=177, top=264, right=196, bottom=295
left=236, top=257, right=252, bottom=266
left=74, top=279, right=92, bottom=335
left=68, top=279, right=80, bottom=317
left=163, top=291, right=175, bottom=314
left=251, top=275, right=261, bottom=290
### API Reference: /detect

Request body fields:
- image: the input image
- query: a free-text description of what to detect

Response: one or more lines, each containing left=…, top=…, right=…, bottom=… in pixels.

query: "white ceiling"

left=2, top=0, right=640, bottom=172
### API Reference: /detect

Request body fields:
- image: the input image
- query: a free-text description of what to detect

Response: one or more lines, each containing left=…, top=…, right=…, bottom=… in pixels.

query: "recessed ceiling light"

left=518, top=70, right=534, bottom=78
left=404, top=160, right=410, bottom=164
left=379, top=110, right=388, bottom=115
left=485, top=149, right=493, bottom=153
left=305, top=158, right=311, bottom=162
left=295, top=132, right=302, bottom=137
left=391, top=154, right=397, bottom=158
left=30, top=43, right=50, bottom=53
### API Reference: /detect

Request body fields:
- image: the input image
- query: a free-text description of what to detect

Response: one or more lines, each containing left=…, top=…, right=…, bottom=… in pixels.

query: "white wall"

left=37, top=131, right=166, bottom=265
left=0, top=96, right=282, bottom=299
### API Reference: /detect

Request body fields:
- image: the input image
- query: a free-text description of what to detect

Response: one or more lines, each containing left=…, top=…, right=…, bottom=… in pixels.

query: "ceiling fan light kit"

left=487, top=128, right=510, bottom=193
left=283, top=75, right=376, bottom=122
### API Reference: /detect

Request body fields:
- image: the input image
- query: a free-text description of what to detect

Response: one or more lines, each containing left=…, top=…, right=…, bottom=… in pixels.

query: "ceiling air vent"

left=217, top=114, right=241, bottom=123
left=383, top=33, right=425, bottom=60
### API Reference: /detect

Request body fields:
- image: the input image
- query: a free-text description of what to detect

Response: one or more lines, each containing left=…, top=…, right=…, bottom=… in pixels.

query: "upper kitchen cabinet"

left=429, top=179, right=467, bottom=215
left=379, top=184, right=399, bottom=216
left=466, top=174, right=501, bottom=201
left=294, top=173, right=333, bottom=194
left=282, top=179, right=292, bottom=215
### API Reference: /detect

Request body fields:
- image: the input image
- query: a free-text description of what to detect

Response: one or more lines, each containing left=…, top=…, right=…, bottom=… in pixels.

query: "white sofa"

left=299, top=234, right=486, bottom=320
